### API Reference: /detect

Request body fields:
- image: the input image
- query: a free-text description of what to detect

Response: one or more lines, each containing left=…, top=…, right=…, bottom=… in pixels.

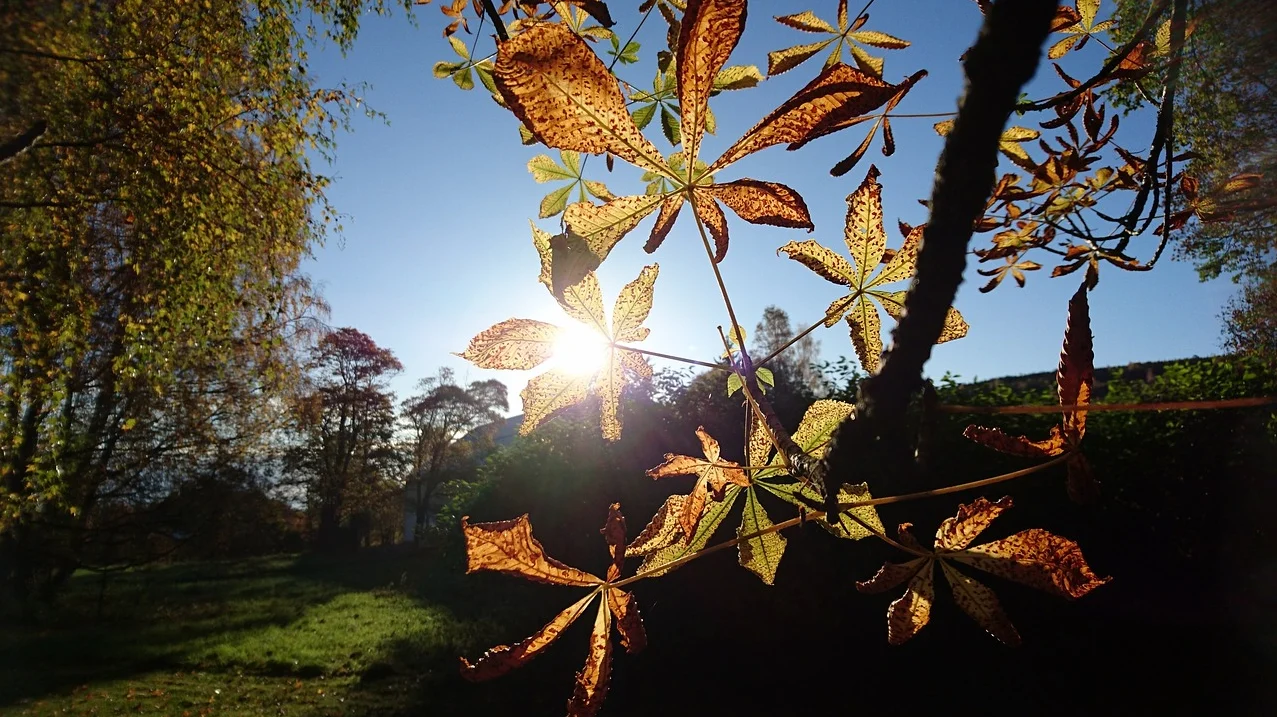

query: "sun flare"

left=552, top=324, right=610, bottom=376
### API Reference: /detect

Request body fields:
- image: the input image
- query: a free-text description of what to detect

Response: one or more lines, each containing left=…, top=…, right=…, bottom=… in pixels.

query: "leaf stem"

left=610, top=453, right=1070, bottom=590
left=612, top=343, right=728, bottom=371
left=756, top=317, right=825, bottom=367
left=938, top=396, right=1277, bottom=415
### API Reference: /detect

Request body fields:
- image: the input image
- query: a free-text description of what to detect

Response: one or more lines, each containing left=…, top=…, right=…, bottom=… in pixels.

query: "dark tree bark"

left=815, top=0, right=1064, bottom=513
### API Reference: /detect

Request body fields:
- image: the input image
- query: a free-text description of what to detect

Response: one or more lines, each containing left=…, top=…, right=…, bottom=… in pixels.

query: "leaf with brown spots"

left=780, top=168, right=967, bottom=372
left=646, top=426, right=749, bottom=537
left=939, top=562, right=1021, bottom=646
left=963, top=283, right=1096, bottom=500
left=462, top=514, right=600, bottom=586
left=712, top=66, right=926, bottom=172
left=460, top=592, right=596, bottom=681
left=567, top=598, right=612, bottom=716
left=859, top=498, right=1107, bottom=644
left=705, top=179, right=815, bottom=231
left=676, top=0, right=746, bottom=168
left=456, top=319, right=560, bottom=370
left=462, top=505, right=648, bottom=717
left=625, top=494, right=687, bottom=557
left=495, top=23, right=668, bottom=175
left=885, top=557, right=935, bottom=645
left=462, top=265, right=658, bottom=440
left=606, top=588, right=646, bottom=653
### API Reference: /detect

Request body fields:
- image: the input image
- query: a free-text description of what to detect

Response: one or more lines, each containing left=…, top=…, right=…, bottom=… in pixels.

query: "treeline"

left=452, top=351, right=1277, bottom=620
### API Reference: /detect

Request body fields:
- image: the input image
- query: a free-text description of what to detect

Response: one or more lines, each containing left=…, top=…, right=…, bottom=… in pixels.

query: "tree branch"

left=816, top=0, right=1063, bottom=510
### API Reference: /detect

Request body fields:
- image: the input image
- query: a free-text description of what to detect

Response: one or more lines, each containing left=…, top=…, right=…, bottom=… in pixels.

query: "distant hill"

left=960, top=356, right=1218, bottom=399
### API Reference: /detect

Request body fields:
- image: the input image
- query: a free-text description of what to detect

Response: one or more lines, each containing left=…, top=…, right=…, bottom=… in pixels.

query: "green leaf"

left=447, top=35, right=470, bottom=60
left=712, top=65, right=763, bottom=92
left=738, top=487, right=786, bottom=585
left=756, top=366, right=774, bottom=387
left=660, top=105, right=681, bottom=146
left=452, top=67, right=475, bottom=90
left=727, top=372, right=743, bottom=396
left=528, top=154, right=577, bottom=183
left=631, top=103, right=657, bottom=130
left=539, top=184, right=574, bottom=218
left=638, top=486, right=741, bottom=578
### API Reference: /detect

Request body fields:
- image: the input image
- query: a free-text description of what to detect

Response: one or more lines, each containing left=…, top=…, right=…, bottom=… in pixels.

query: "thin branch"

left=1016, top=0, right=1171, bottom=112
left=756, top=317, right=825, bottom=368
left=939, top=396, right=1277, bottom=415
left=612, top=343, right=728, bottom=371
left=819, top=0, right=1064, bottom=505
left=609, top=453, right=1070, bottom=590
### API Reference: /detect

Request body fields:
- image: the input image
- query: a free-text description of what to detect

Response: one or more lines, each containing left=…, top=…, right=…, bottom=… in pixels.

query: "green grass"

left=0, top=549, right=514, bottom=716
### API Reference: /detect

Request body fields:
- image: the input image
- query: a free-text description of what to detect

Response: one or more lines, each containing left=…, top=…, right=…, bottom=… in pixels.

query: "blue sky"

left=305, top=1, right=1236, bottom=411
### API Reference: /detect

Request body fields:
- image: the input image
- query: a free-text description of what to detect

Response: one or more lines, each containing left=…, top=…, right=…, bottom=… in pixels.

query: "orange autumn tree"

left=420, top=0, right=1239, bottom=713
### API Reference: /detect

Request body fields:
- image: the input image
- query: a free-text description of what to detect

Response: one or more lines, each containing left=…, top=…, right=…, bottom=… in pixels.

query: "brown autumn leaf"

left=646, top=426, right=750, bottom=537
left=857, top=497, right=1109, bottom=645
left=461, top=514, right=600, bottom=586
left=779, top=166, right=967, bottom=372
left=625, top=493, right=687, bottom=557
left=462, top=504, right=646, bottom=717
left=459, top=264, right=657, bottom=440
left=964, top=283, right=1097, bottom=502
left=460, top=592, right=596, bottom=681
left=495, top=0, right=923, bottom=270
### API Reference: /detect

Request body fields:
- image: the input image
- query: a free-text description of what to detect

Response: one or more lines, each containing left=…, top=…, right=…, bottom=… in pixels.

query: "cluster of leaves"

left=416, top=0, right=1183, bottom=713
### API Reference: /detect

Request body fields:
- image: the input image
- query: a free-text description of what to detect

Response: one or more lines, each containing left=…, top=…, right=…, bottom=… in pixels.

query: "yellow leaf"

left=495, top=23, right=668, bottom=175
left=846, top=295, right=883, bottom=372
left=458, top=318, right=560, bottom=369
left=843, top=165, right=887, bottom=285
left=611, top=264, right=658, bottom=342
left=461, top=514, right=600, bottom=585
left=560, top=271, right=608, bottom=336
left=676, top=0, right=747, bottom=168
left=520, top=369, right=594, bottom=435
left=774, top=10, right=837, bottom=34
left=738, top=488, right=786, bottom=585
left=766, top=40, right=833, bottom=76
left=939, top=561, right=1021, bottom=646
left=777, top=239, right=857, bottom=287
left=849, top=30, right=910, bottom=49
left=564, top=194, right=665, bottom=262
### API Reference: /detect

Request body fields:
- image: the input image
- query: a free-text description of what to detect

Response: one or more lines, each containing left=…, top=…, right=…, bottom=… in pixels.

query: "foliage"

left=0, top=0, right=414, bottom=600
left=407, top=0, right=1245, bottom=711
left=1108, top=0, right=1276, bottom=363
left=402, top=368, right=510, bottom=542
left=285, top=328, right=404, bottom=551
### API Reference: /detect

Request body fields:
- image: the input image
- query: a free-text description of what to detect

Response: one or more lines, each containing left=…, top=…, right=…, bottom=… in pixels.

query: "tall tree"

left=1112, top=0, right=1277, bottom=361
left=752, top=306, right=824, bottom=395
left=287, top=328, right=402, bottom=551
left=401, top=369, right=508, bottom=542
left=1, top=0, right=401, bottom=596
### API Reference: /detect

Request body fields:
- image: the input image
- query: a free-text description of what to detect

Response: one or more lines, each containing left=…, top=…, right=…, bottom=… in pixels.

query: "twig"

left=819, top=0, right=1064, bottom=507
left=939, top=396, right=1277, bottom=415
left=612, top=343, right=728, bottom=371
left=608, top=453, right=1070, bottom=590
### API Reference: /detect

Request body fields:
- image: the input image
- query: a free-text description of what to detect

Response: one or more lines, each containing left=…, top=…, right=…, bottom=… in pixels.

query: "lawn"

left=2, top=537, right=1274, bottom=716
left=0, top=547, right=528, bottom=716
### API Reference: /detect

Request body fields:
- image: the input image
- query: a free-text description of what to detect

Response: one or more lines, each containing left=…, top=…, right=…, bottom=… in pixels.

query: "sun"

left=552, top=323, right=610, bottom=375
